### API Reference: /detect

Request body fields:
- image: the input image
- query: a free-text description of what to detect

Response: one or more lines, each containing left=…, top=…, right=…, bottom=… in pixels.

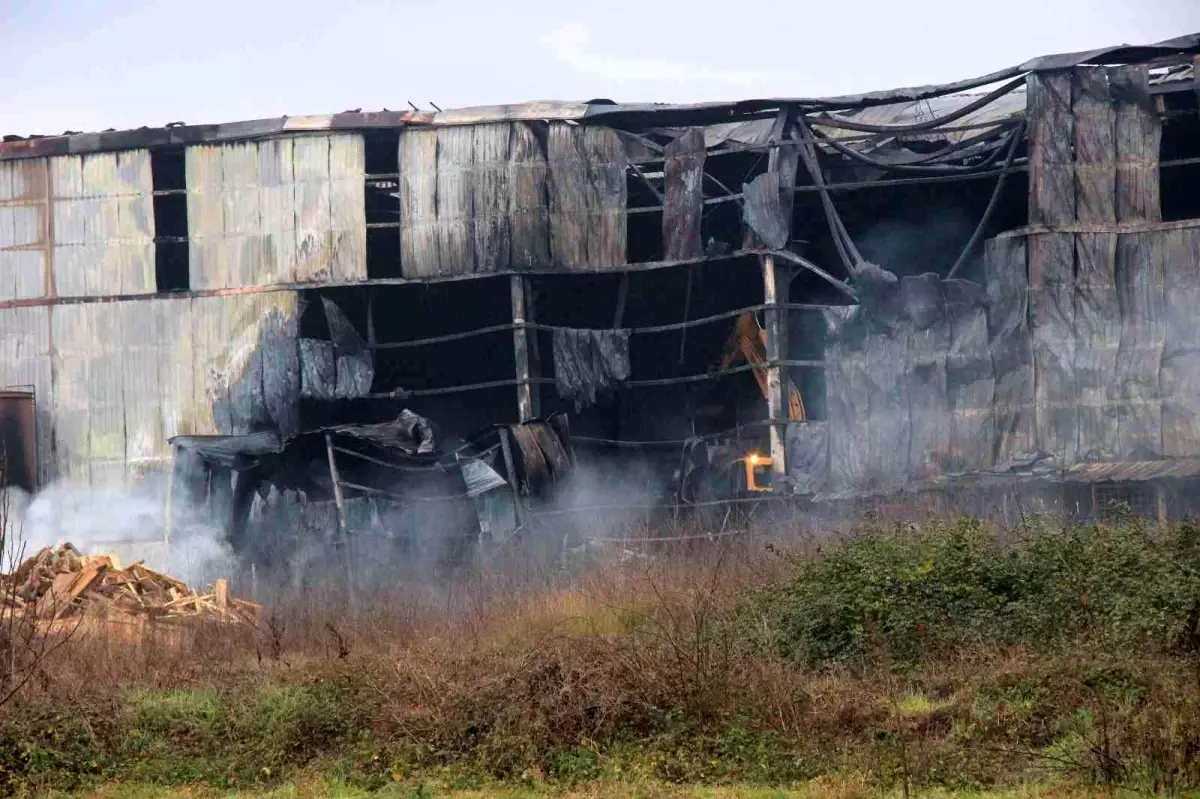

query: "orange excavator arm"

left=720, top=312, right=806, bottom=421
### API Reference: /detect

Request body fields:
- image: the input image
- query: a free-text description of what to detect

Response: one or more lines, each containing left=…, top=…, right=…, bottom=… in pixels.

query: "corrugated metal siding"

left=0, top=305, right=51, bottom=484
left=50, top=150, right=156, bottom=297
left=0, top=159, right=50, bottom=301
left=1, top=292, right=300, bottom=490
left=398, top=122, right=568, bottom=278
left=187, top=134, right=365, bottom=290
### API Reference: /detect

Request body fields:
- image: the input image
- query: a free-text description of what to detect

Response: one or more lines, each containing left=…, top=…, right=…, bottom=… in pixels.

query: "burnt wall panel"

left=1027, top=71, right=1075, bottom=226
left=1113, top=231, right=1165, bottom=458
left=1160, top=228, right=1200, bottom=457
left=548, top=123, right=627, bottom=270
left=944, top=279, right=994, bottom=471
left=1029, top=233, right=1077, bottom=463
left=902, top=274, right=950, bottom=480
left=470, top=124, right=513, bottom=273
left=1073, top=233, right=1120, bottom=460
left=1111, top=65, right=1162, bottom=224
left=662, top=128, right=705, bottom=261
left=1072, top=67, right=1116, bottom=224
left=399, top=123, right=553, bottom=278
left=509, top=124, right=551, bottom=269
left=985, top=235, right=1034, bottom=464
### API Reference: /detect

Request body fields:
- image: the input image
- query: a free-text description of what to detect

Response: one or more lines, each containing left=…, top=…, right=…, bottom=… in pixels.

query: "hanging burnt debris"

left=2, top=32, right=1200, bottom=574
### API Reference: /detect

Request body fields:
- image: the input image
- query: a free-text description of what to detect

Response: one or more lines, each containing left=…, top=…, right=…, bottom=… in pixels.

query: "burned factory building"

left=3, top=33, right=1200, bottom=569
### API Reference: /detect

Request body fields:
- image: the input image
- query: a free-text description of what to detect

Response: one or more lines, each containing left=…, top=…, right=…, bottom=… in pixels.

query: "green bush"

left=767, top=518, right=1200, bottom=666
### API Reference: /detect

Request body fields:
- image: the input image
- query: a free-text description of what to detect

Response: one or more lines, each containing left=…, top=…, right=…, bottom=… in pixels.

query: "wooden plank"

left=1111, top=65, right=1162, bottom=223
left=1027, top=71, right=1075, bottom=226
left=662, top=128, right=705, bottom=261
left=67, top=562, right=107, bottom=601
left=398, top=128, right=440, bottom=278
left=1072, top=67, right=1116, bottom=224
left=470, top=124, right=512, bottom=273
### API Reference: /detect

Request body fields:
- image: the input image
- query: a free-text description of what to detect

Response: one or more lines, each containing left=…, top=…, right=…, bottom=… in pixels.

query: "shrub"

left=767, top=518, right=1200, bottom=666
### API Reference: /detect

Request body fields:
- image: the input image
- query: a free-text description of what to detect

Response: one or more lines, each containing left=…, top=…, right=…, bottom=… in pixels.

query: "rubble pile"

left=0, top=543, right=259, bottom=625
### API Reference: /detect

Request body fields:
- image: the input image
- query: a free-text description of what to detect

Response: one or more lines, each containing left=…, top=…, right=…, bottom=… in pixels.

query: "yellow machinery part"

left=719, top=313, right=806, bottom=422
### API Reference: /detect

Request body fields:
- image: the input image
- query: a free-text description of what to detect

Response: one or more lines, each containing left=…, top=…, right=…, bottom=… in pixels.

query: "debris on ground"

left=0, top=543, right=259, bottom=625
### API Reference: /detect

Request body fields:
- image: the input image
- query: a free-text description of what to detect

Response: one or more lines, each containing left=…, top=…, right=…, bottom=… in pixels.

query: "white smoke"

left=1, top=477, right=234, bottom=589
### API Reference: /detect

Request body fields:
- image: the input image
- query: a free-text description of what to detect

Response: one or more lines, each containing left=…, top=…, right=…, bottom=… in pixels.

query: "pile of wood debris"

left=0, top=543, right=259, bottom=625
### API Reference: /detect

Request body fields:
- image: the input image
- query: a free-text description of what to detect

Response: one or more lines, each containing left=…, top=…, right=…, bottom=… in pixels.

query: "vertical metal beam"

left=511, top=274, right=539, bottom=422
left=761, top=254, right=789, bottom=486
left=1156, top=483, right=1167, bottom=526
left=324, top=432, right=353, bottom=591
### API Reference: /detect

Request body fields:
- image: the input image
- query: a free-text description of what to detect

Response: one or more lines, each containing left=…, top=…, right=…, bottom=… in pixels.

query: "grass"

left=3, top=514, right=1200, bottom=797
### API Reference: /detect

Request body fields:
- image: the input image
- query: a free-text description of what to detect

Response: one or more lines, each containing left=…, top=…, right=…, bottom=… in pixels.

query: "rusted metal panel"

left=49, top=150, right=156, bottom=298
left=0, top=389, right=37, bottom=492
left=188, top=134, right=365, bottom=290
left=0, top=158, right=51, bottom=302
left=547, top=123, right=627, bottom=270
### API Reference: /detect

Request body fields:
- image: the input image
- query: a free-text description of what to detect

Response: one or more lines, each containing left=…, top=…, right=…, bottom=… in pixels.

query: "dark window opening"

left=1160, top=92, right=1200, bottom=222
left=151, top=146, right=190, bottom=292
left=151, top=145, right=186, bottom=191
left=626, top=207, right=663, bottom=264
left=364, top=130, right=401, bottom=278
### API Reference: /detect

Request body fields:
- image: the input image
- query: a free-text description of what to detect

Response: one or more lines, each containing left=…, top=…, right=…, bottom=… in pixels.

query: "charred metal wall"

left=0, top=291, right=300, bottom=488
left=808, top=65, right=1200, bottom=495
left=397, top=122, right=627, bottom=277
left=0, top=151, right=156, bottom=302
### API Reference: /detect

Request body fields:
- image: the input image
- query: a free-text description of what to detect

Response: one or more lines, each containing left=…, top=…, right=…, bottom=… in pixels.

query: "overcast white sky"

left=1, top=0, right=1197, bottom=136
